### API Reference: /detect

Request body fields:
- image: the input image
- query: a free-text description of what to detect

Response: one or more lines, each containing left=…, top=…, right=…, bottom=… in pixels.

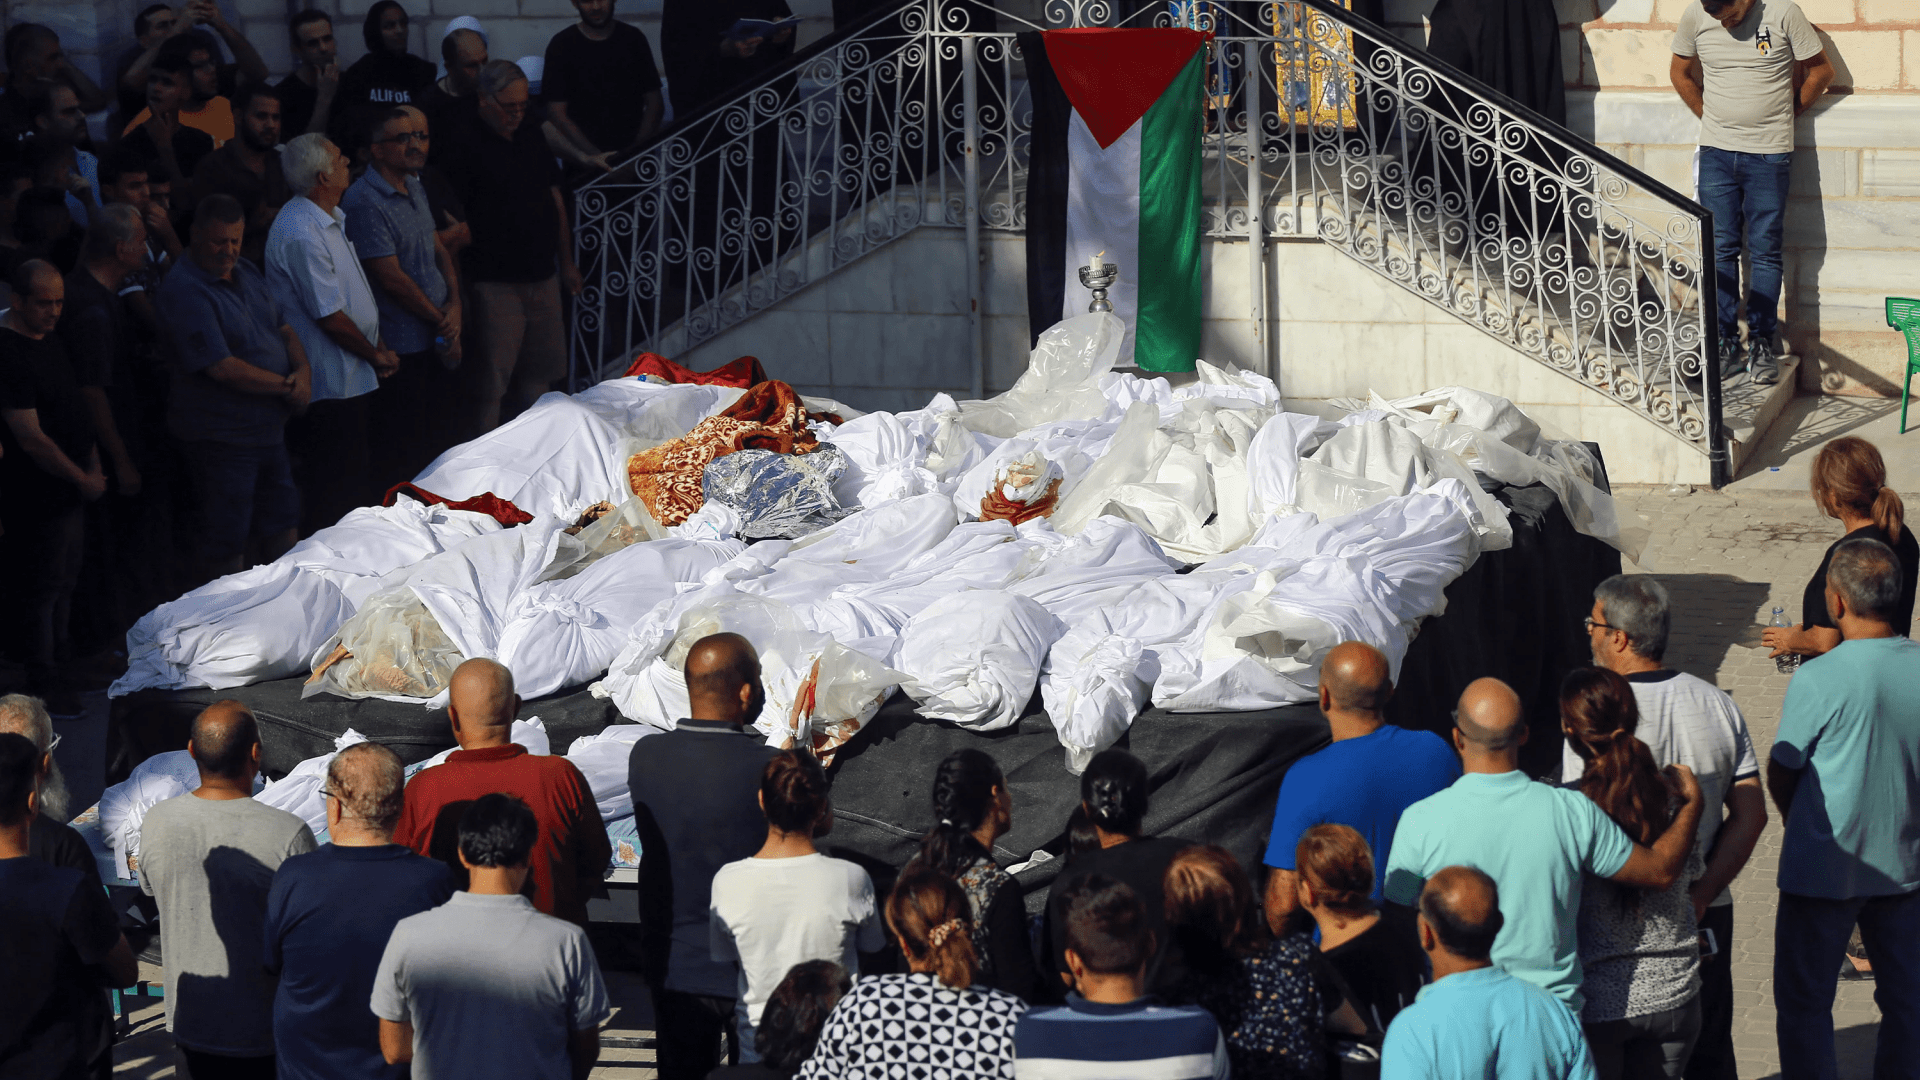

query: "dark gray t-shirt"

left=139, top=794, right=316, bottom=1055
left=372, top=892, right=612, bottom=1080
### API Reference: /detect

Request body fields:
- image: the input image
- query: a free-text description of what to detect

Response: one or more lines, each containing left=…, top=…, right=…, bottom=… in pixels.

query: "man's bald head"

left=1320, top=641, right=1393, bottom=714
left=325, top=741, right=406, bottom=833
left=190, top=700, right=260, bottom=779
left=686, top=633, right=763, bottom=724
left=1454, top=677, right=1525, bottom=753
left=1418, top=866, right=1503, bottom=961
left=448, top=658, right=517, bottom=732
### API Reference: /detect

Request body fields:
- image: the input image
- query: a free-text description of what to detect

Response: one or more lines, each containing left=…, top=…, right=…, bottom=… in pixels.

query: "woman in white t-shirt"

left=710, top=749, right=885, bottom=1061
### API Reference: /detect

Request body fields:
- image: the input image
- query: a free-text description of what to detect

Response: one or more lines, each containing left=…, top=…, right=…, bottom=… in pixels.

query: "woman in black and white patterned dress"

left=794, top=867, right=1027, bottom=1080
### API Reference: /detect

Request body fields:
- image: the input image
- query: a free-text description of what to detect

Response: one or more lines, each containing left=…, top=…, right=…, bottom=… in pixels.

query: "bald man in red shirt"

left=393, top=658, right=611, bottom=925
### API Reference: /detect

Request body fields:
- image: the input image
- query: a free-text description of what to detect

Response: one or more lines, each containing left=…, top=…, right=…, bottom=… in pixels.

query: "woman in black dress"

left=1762, top=436, right=1916, bottom=663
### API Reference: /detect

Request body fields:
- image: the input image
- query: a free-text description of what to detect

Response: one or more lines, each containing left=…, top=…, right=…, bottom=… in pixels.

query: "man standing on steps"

left=1670, top=0, right=1832, bottom=388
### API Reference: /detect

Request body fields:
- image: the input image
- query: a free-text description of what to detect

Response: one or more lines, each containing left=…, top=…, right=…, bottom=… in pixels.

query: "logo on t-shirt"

left=1755, top=26, right=1773, bottom=54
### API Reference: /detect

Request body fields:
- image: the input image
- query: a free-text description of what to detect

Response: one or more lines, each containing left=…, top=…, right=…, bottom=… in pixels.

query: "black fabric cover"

left=1422, top=0, right=1565, bottom=125
left=110, top=476, right=1617, bottom=896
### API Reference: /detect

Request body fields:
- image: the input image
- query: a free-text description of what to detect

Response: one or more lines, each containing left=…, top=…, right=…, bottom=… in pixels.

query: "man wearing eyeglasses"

left=344, top=104, right=463, bottom=482
left=436, top=58, right=581, bottom=436
left=264, top=741, right=451, bottom=1080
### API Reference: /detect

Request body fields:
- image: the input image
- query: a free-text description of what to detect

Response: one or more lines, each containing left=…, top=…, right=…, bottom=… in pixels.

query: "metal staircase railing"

left=571, top=0, right=1726, bottom=484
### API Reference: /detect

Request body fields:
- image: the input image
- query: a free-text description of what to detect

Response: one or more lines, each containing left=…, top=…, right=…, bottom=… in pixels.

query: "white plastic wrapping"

left=894, top=591, right=1065, bottom=731
left=956, top=313, right=1126, bottom=438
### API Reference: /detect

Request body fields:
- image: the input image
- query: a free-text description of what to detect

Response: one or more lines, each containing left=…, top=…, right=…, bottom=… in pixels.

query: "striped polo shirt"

left=1013, top=993, right=1228, bottom=1079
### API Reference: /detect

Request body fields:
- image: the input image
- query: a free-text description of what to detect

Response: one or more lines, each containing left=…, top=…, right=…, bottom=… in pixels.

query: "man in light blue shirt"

left=1262, top=641, right=1459, bottom=930
left=1382, top=866, right=1595, bottom=1080
left=266, top=131, right=397, bottom=534
left=1769, top=537, right=1920, bottom=1079
left=1383, top=677, right=1702, bottom=1011
left=343, top=103, right=461, bottom=483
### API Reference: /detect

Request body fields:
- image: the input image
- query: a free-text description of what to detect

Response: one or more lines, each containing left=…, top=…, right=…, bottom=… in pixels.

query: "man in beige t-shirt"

left=1671, top=0, right=1832, bottom=387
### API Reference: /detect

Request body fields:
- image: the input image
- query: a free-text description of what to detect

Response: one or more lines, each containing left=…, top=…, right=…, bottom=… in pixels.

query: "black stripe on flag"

left=1020, top=30, right=1070, bottom=348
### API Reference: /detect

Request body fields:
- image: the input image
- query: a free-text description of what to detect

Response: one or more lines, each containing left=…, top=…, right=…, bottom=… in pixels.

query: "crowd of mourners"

left=2, top=435, right=1916, bottom=1080
left=1, top=3, right=1918, bottom=1078
left=0, top=0, right=802, bottom=717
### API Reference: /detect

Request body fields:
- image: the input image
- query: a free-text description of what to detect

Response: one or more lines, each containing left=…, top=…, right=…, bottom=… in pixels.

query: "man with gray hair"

left=437, top=59, right=581, bottom=433
left=1769, top=537, right=1920, bottom=1078
left=1385, top=677, right=1705, bottom=1012
left=266, top=131, right=397, bottom=533
left=1580, top=574, right=1765, bottom=1080
left=265, top=741, right=453, bottom=1080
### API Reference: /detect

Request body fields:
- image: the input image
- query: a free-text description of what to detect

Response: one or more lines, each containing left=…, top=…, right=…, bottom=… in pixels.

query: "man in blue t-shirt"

left=1769, top=538, right=1920, bottom=1079
left=264, top=741, right=453, bottom=1080
left=1262, top=641, right=1460, bottom=930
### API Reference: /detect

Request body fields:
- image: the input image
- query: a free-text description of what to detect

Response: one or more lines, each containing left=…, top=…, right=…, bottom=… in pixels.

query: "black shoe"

left=1717, top=337, right=1744, bottom=382
left=1749, top=337, right=1779, bottom=386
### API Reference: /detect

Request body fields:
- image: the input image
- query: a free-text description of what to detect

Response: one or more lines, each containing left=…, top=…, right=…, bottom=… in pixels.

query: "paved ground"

left=89, top=393, right=1910, bottom=1078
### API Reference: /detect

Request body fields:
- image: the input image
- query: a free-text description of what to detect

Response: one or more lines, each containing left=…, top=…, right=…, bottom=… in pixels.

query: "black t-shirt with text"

left=542, top=22, right=663, bottom=153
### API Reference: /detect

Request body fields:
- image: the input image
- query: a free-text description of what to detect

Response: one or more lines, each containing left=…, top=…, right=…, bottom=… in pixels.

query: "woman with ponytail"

left=906, top=749, right=1045, bottom=1001
left=795, top=868, right=1027, bottom=1080
left=1763, top=435, right=1917, bottom=662
left=1041, top=748, right=1191, bottom=997
left=1562, top=667, right=1704, bottom=1080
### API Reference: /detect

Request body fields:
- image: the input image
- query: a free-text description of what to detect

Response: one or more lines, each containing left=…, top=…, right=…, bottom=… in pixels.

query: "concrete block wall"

left=675, top=226, right=1715, bottom=485
left=1376, top=0, right=1920, bottom=396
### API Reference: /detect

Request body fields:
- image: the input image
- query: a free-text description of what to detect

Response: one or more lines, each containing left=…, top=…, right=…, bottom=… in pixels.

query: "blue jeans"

left=1697, top=147, right=1791, bottom=345
left=1774, top=888, right=1920, bottom=1080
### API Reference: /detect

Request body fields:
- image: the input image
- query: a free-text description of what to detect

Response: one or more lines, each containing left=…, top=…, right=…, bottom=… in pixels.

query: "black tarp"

left=109, top=475, right=1618, bottom=895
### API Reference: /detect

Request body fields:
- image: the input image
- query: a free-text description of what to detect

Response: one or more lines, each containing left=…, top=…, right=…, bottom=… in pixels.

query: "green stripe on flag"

left=1132, top=49, right=1205, bottom=373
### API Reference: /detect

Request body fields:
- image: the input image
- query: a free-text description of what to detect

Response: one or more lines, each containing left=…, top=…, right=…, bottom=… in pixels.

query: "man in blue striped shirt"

left=1013, top=875, right=1227, bottom=1080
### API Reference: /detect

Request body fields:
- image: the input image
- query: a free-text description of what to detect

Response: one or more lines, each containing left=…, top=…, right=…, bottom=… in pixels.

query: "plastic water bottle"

left=1771, top=607, right=1800, bottom=675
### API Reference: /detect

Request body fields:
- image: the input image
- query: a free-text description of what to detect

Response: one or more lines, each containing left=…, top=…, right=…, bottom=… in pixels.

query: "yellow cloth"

left=124, top=96, right=233, bottom=147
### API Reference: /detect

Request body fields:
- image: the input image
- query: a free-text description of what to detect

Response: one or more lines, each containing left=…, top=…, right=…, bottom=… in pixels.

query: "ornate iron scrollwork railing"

left=571, top=0, right=1723, bottom=479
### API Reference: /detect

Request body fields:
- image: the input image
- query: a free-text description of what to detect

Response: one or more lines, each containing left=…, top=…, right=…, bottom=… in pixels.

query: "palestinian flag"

left=1022, top=27, right=1207, bottom=373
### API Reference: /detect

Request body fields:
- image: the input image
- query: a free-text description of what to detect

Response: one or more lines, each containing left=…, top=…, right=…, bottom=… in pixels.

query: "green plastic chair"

left=1891, top=297, right=1920, bottom=435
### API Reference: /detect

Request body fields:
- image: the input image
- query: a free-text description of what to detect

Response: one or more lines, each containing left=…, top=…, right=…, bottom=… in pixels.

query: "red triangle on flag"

left=1040, top=28, right=1208, bottom=150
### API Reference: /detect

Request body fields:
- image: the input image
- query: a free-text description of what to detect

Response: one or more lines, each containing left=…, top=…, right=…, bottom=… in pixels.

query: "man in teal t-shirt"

left=1381, top=867, right=1596, bottom=1080
left=1768, top=537, right=1920, bottom=1078
left=1383, top=677, right=1702, bottom=1011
